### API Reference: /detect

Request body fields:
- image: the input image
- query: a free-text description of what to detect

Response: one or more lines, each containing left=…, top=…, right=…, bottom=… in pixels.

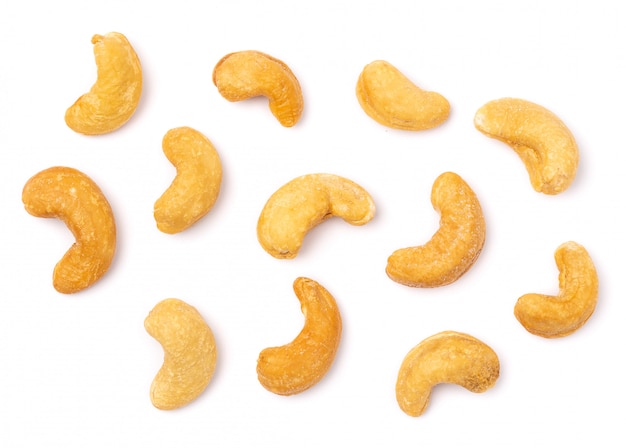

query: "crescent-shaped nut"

left=256, top=277, right=342, bottom=395
left=514, top=241, right=599, bottom=338
left=356, top=60, right=450, bottom=131
left=153, top=126, right=223, bottom=234
left=212, top=50, right=303, bottom=127
left=257, top=173, right=376, bottom=259
left=473, top=97, right=579, bottom=194
left=386, top=172, right=485, bottom=288
left=21, top=166, right=116, bottom=294
left=145, top=298, right=218, bottom=410
left=65, top=32, right=142, bottom=135
left=396, top=331, right=500, bottom=417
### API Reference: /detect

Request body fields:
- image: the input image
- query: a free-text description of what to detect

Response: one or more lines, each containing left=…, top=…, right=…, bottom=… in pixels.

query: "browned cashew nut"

left=256, top=277, right=342, bottom=395
left=514, top=241, right=599, bottom=338
left=22, top=166, right=116, bottom=294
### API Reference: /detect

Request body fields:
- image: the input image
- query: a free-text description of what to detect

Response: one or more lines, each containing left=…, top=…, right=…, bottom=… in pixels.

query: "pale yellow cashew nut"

left=153, top=126, right=223, bottom=234
left=21, top=166, right=116, bottom=294
left=65, top=32, right=142, bottom=135
left=396, top=331, right=500, bottom=417
left=257, top=173, right=376, bottom=259
left=356, top=60, right=450, bottom=131
left=386, top=172, right=486, bottom=287
left=514, top=241, right=599, bottom=338
left=257, top=277, right=342, bottom=395
left=145, top=298, right=218, bottom=410
left=212, top=50, right=303, bottom=127
left=474, top=97, right=579, bottom=194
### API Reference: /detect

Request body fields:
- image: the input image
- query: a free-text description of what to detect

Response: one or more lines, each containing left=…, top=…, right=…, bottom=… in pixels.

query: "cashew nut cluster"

left=257, top=277, right=342, bottom=395
left=154, top=126, right=223, bottom=234
left=65, top=32, right=142, bottom=135
left=356, top=60, right=450, bottom=131
left=257, top=173, right=376, bottom=259
left=22, top=166, right=116, bottom=294
left=474, top=97, right=579, bottom=195
left=514, top=241, right=599, bottom=338
left=386, top=172, right=486, bottom=288
left=396, top=331, right=500, bottom=417
left=212, top=50, right=303, bottom=127
left=145, top=298, right=218, bottom=410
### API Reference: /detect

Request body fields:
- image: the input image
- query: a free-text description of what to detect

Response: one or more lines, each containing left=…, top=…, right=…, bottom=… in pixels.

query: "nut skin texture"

left=22, top=166, right=116, bottom=294
left=396, top=331, right=500, bottom=417
left=356, top=60, right=450, bottom=131
left=514, top=241, right=599, bottom=338
left=257, top=277, right=342, bottom=395
left=257, top=173, right=376, bottom=259
left=65, top=32, right=142, bottom=135
left=386, top=172, right=485, bottom=288
left=474, top=97, right=579, bottom=195
left=145, top=298, right=218, bottom=410
left=154, top=126, right=223, bottom=234
left=212, top=50, right=303, bottom=127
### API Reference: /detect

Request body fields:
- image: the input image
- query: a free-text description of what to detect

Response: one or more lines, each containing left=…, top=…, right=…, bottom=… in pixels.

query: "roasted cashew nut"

left=356, top=60, right=450, bottom=131
left=22, top=166, right=116, bottom=294
left=212, top=50, right=303, bottom=127
left=514, top=241, right=599, bottom=338
left=257, top=173, right=376, bottom=259
left=474, top=97, right=579, bottom=194
left=145, top=298, right=218, bottom=410
left=386, top=172, right=485, bottom=287
left=256, top=277, right=342, bottom=395
left=65, top=32, right=142, bottom=135
left=396, top=331, right=500, bottom=417
left=154, top=126, right=223, bottom=234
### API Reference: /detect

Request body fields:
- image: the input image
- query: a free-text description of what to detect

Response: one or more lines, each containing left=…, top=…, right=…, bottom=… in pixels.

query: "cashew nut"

left=257, top=173, right=376, bottom=259
left=65, top=32, right=142, bottom=135
left=145, top=298, right=218, bottom=410
left=386, top=172, right=485, bottom=288
left=153, top=126, right=223, bottom=234
left=212, top=50, right=303, bottom=127
left=21, top=166, right=116, bottom=294
left=474, top=97, right=579, bottom=194
left=356, top=60, right=450, bottom=131
left=396, top=331, right=500, bottom=417
left=514, top=241, right=599, bottom=338
left=257, top=277, right=342, bottom=395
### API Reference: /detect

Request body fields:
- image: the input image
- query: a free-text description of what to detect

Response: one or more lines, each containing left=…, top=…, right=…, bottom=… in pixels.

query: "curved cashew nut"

left=386, top=172, right=485, bottom=287
left=396, top=331, right=500, bottom=417
left=257, top=173, right=376, bottom=259
left=22, top=166, right=116, bottom=294
left=212, top=50, right=303, bottom=127
left=145, top=298, right=218, bottom=410
left=65, top=32, right=142, bottom=135
left=514, top=241, right=599, bottom=338
left=256, top=277, right=342, bottom=395
left=356, top=60, right=450, bottom=131
left=474, top=97, right=579, bottom=194
left=153, top=126, right=223, bottom=234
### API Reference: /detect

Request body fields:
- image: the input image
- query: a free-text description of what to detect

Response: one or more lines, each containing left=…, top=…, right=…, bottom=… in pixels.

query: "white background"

left=1, top=1, right=624, bottom=446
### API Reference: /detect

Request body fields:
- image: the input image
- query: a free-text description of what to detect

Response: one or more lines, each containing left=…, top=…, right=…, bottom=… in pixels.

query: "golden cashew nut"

left=514, top=241, right=599, bottom=338
left=21, top=166, right=116, bottom=294
left=257, top=277, right=342, bottom=395
left=153, top=126, right=223, bottom=234
left=212, top=50, right=303, bottom=127
left=386, top=172, right=485, bottom=287
left=145, top=298, right=218, bottom=410
left=257, top=173, right=376, bottom=259
left=356, top=60, right=450, bottom=131
left=396, top=331, right=500, bottom=417
left=65, top=32, right=142, bottom=135
left=474, top=97, right=579, bottom=194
